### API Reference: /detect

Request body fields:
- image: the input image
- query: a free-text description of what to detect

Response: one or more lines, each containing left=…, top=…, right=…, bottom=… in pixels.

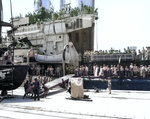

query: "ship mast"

left=9, top=0, right=14, bottom=96
left=9, top=0, right=14, bottom=62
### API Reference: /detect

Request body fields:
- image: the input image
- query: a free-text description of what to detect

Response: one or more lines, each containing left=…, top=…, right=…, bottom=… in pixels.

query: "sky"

left=2, top=0, right=150, bottom=52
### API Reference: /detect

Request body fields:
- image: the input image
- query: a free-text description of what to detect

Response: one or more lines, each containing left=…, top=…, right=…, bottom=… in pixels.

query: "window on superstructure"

left=76, top=33, right=79, bottom=42
left=74, top=21, right=76, bottom=29
left=69, top=33, right=72, bottom=41
left=23, top=57, right=27, bottom=63
left=83, top=32, right=87, bottom=42
left=77, top=19, right=79, bottom=28
left=80, top=19, right=82, bottom=27
left=72, top=22, right=75, bottom=29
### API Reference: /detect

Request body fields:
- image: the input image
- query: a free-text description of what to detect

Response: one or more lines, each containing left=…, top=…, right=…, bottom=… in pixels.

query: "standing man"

left=56, top=66, right=61, bottom=77
left=33, top=78, right=40, bottom=101
left=108, top=77, right=111, bottom=94
left=93, top=64, right=96, bottom=76
left=85, top=65, right=88, bottom=76
left=23, top=77, right=29, bottom=93
left=94, top=65, right=99, bottom=76
left=50, top=66, right=54, bottom=78
left=99, top=66, right=104, bottom=78
left=142, top=47, right=146, bottom=60
left=138, top=50, right=142, bottom=60
left=130, top=63, right=134, bottom=78
left=88, top=61, right=92, bottom=75
left=41, top=65, right=45, bottom=76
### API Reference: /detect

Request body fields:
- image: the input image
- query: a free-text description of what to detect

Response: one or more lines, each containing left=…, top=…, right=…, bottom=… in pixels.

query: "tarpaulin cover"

left=70, top=78, right=84, bottom=98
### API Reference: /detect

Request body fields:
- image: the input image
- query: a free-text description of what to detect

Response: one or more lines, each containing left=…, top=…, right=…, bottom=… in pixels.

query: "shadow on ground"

left=1, top=88, right=67, bottom=103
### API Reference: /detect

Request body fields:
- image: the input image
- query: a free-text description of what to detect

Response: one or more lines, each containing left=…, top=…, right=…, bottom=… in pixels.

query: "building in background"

left=60, top=0, right=66, bottom=10
left=34, top=0, right=51, bottom=11
left=77, top=0, right=94, bottom=9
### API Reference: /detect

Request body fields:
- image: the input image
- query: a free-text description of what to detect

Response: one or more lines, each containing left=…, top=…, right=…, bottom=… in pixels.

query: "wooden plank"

left=66, top=97, right=93, bottom=102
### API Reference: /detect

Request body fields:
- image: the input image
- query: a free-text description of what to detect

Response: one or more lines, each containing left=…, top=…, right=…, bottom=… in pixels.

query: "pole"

left=10, top=0, right=14, bottom=62
left=62, top=45, right=69, bottom=76
left=10, top=0, right=14, bottom=96
left=62, top=60, right=65, bottom=76
left=119, top=56, right=121, bottom=84
left=96, top=20, right=98, bottom=51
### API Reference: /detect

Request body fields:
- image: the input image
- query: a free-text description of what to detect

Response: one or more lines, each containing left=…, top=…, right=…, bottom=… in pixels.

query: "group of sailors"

left=74, top=63, right=150, bottom=79
left=28, top=65, right=62, bottom=77
left=95, top=63, right=150, bottom=79
left=83, top=47, right=150, bottom=60
left=74, top=65, right=89, bottom=77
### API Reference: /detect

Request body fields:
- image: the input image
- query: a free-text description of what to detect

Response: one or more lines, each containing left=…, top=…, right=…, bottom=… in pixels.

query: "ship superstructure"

left=8, top=1, right=98, bottom=67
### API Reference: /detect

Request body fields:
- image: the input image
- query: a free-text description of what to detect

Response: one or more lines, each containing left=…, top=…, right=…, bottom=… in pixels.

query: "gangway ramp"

left=45, top=74, right=74, bottom=90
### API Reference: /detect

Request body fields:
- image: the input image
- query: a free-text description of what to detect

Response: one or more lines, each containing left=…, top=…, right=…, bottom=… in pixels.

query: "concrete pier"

left=0, top=86, right=150, bottom=119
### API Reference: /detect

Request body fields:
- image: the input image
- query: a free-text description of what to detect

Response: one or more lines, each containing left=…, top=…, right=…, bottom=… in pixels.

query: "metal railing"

left=91, top=54, right=133, bottom=62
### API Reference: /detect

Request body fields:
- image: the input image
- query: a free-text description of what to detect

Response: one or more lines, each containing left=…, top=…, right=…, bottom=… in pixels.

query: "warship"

left=0, top=0, right=97, bottom=94
left=0, top=0, right=29, bottom=95
left=6, top=0, right=98, bottom=68
left=3, top=0, right=150, bottom=92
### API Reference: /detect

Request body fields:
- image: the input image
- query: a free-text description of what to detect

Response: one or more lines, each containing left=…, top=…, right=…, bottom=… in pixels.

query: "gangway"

left=45, top=74, right=74, bottom=90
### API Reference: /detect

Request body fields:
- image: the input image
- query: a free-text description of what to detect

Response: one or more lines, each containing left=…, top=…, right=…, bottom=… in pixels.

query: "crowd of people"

left=28, top=62, right=150, bottom=79
left=83, top=47, right=150, bottom=61
left=28, top=65, right=63, bottom=77
left=74, top=63, right=150, bottom=79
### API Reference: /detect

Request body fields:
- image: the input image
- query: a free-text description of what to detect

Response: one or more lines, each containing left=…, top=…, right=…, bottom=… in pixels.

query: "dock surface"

left=0, top=86, right=150, bottom=119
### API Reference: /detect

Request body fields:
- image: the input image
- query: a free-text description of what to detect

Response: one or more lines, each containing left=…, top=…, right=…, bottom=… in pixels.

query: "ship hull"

left=82, top=76, right=150, bottom=91
left=0, top=65, right=29, bottom=91
left=0, top=60, right=8, bottom=65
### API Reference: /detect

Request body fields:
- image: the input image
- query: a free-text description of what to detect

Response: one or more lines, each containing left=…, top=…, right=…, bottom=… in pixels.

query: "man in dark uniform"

left=88, top=61, right=92, bottom=75
left=24, top=78, right=29, bottom=93
left=33, top=78, right=40, bottom=101
left=42, top=77, right=49, bottom=98
left=108, top=77, right=111, bottom=94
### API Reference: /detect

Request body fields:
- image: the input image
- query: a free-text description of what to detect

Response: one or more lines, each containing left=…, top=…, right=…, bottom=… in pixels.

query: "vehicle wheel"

left=1, top=90, right=7, bottom=96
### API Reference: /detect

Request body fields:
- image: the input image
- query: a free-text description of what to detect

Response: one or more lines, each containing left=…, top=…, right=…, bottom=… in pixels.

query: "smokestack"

left=0, top=0, right=3, bottom=42
left=0, top=0, right=3, bottom=22
left=60, top=0, right=66, bottom=10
